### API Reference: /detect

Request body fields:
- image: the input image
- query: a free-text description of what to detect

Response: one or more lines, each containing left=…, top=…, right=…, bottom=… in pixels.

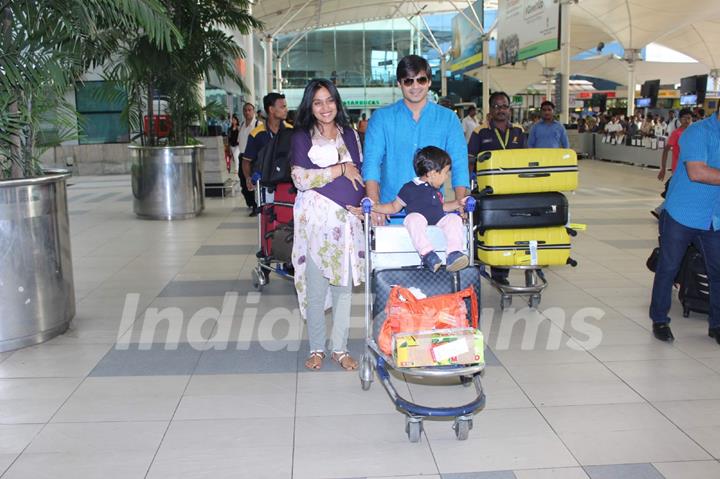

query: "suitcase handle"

left=514, top=241, right=546, bottom=245
left=477, top=152, right=492, bottom=163
left=509, top=208, right=557, bottom=217
left=518, top=172, right=551, bottom=178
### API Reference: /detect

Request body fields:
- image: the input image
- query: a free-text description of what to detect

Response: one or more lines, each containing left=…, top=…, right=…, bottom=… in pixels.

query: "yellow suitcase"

left=475, top=148, right=578, bottom=194
left=476, top=226, right=573, bottom=267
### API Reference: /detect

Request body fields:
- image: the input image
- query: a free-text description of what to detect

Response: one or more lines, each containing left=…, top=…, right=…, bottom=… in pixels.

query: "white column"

left=559, top=0, right=571, bottom=124
left=243, top=3, right=256, bottom=105
left=543, top=68, right=554, bottom=102
left=441, top=56, right=448, bottom=97
left=276, top=57, right=282, bottom=93
left=264, top=35, right=273, bottom=95
left=711, top=68, right=720, bottom=93
left=627, top=62, right=636, bottom=117
left=243, top=34, right=256, bottom=104
left=482, top=37, right=490, bottom=119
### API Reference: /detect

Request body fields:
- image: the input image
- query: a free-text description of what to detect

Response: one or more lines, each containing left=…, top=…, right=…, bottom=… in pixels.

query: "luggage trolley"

left=250, top=172, right=294, bottom=291
left=358, top=198, right=486, bottom=442
left=470, top=147, right=580, bottom=310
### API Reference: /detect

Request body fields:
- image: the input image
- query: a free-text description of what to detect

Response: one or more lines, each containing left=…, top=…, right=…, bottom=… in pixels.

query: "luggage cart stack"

left=358, top=198, right=486, bottom=443
left=250, top=172, right=295, bottom=291
left=472, top=148, right=579, bottom=309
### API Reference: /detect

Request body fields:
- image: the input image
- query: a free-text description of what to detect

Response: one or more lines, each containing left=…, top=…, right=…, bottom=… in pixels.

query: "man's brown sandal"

left=305, top=351, right=325, bottom=370
left=331, top=351, right=358, bottom=371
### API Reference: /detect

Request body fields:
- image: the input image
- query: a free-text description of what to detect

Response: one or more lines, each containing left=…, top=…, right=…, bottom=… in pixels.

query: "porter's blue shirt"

left=665, top=113, right=720, bottom=230
left=528, top=120, right=569, bottom=148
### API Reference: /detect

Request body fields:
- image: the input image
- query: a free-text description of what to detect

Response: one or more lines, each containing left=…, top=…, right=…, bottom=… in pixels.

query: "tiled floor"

left=2, top=161, right=720, bottom=478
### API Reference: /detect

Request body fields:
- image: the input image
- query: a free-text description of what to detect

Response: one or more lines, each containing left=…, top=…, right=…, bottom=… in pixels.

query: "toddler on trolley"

left=349, top=146, right=486, bottom=442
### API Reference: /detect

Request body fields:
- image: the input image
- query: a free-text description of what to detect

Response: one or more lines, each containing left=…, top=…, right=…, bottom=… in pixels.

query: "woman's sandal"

left=331, top=351, right=358, bottom=371
left=305, top=351, right=325, bottom=370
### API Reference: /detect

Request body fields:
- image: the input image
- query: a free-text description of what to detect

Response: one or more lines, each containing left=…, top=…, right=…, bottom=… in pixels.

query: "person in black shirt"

left=467, top=91, right=526, bottom=285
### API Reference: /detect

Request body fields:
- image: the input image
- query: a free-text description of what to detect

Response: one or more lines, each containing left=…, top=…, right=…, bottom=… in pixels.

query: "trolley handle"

left=464, top=195, right=476, bottom=213
left=361, top=197, right=373, bottom=214
left=251, top=172, right=261, bottom=184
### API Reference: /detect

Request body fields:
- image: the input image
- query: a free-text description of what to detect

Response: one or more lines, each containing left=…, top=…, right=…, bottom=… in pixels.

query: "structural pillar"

left=624, top=49, right=641, bottom=117
left=243, top=35, right=256, bottom=104
left=627, top=62, right=636, bottom=117
left=559, top=0, right=571, bottom=124
left=482, top=36, right=490, bottom=120
left=711, top=68, right=720, bottom=94
left=264, top=35, right=273, bottom=95
left=276, top=57, right=283, bottom=93
left=243, top=3, right=256, bottom=105
left=543, top=67, right=555, bottom=103
left=441, top=57, right=448, bottom=97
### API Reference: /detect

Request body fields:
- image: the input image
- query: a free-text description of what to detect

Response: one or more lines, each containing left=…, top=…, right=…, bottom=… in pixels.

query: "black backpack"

left=253, top=128, right=293, bottom=187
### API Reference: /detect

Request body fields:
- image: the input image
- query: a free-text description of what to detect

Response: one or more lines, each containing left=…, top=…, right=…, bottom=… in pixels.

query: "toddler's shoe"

left=446, top=251, right=469, bottom=272
left=421, top=251, right=442, bottom=272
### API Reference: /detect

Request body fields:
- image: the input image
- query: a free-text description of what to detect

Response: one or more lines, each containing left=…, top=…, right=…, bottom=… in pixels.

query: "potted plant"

left=0, top=1, right=180, bottom=351
left=104, top=0, right=262, bottom=220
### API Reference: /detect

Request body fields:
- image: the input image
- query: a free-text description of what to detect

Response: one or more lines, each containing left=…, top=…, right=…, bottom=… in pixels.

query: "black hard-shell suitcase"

left=371, top=266, right=482, bottom=343
left=473, top=192, right=568, bottom=233
left=678, top=244, right=710, bottom=317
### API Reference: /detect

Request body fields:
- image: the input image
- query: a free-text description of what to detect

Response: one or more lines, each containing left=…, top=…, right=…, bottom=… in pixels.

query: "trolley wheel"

left=251, top=268, right=264, bottom=291
left=500, top=295, right=512, bottom=310
left=453, top=417, right=473, bottom=441
left=359, top=352, right=374, bottom=391
left=528, top=294, right=541, bottom=309
left=405, top=417, right=423, bottom=443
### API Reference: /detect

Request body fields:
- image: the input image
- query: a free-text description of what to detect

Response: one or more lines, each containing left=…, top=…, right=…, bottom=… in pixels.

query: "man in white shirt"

left=238, top=102, right=261, bottom=210
left=666, top=110, right=680, bottom=135
left=462, top=105, right=479, bottom=142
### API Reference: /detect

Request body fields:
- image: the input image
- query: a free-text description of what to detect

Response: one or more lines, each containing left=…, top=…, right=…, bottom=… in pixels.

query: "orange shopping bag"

left=378, top=285, right=479, bottom=355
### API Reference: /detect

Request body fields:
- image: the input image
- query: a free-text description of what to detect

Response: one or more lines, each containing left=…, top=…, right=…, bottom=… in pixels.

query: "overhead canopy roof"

left=469, top=55, right=711, bottom=96
left=656, top=19, right=720, bottom=69
left=572, top=0, right=720, bottom=51
left=251, top=0, right=720, bottom=85
left=253, top=0, right=458, bottom=35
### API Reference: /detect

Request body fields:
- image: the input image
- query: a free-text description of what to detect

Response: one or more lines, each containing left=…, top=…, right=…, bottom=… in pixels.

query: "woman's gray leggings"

left=305, top=256, right=352, bottom=353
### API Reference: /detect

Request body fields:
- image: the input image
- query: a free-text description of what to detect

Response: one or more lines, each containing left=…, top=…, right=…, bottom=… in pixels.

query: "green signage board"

left=344, top=99, right=382, bottom=107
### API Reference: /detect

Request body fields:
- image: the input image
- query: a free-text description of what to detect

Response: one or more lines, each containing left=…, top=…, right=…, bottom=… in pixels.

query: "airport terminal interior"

left=5, top=0, right=720, bottom=478
left=1, top=160, right=719, bottom=478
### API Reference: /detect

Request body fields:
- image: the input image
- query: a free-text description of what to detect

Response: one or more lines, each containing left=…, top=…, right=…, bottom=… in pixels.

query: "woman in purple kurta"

left=290, top=79, right=366, bottom=371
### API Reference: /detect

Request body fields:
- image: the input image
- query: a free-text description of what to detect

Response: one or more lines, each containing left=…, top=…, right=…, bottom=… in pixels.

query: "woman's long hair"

left=294, top=78, right=351, bottom=132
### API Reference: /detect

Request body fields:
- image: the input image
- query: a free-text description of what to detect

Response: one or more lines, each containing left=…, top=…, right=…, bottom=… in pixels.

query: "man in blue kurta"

left=528, top=101, right=569, bottom=148
left=362, top=55, right=469, bottom=225
left=649, top=108, right=720, bottom=344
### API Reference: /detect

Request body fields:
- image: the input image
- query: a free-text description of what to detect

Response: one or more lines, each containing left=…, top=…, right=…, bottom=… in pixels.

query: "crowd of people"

left=222, top=54, right=719, bottom=369
left=574, top=108, right=707, bottom=148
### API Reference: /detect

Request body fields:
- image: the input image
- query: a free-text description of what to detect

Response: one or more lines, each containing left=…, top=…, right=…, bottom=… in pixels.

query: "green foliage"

left=105, top=0, right=262, bottom=146
left=0, top=0, right=181, bottom=179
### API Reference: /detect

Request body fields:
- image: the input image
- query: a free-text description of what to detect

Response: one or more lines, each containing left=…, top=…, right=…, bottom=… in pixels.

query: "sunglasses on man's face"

left=401, top=76, right=429, bottom=87
left=492, top=104, right=510, bottom=110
